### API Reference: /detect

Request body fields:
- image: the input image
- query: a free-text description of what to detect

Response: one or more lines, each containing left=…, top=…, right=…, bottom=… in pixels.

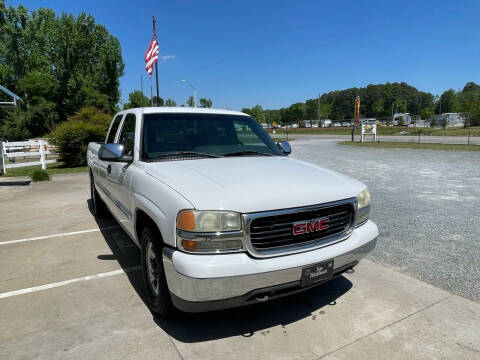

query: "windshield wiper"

left=152, top=151, right=223, bottom=159
left=223, top=150, right=274, bottom=157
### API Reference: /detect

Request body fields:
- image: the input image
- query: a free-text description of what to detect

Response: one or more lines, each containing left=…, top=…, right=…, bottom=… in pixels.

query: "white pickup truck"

left=87, top=107, right=378, bottom=316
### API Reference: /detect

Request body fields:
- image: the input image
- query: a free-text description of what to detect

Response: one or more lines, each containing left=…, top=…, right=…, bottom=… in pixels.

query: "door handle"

left=107, top=164, right=112, bottom=174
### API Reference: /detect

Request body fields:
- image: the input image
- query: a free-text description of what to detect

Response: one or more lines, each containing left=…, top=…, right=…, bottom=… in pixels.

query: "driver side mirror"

left=98, top=143, right=133, bottom=162
left=277, top=140, right=291, bottom=155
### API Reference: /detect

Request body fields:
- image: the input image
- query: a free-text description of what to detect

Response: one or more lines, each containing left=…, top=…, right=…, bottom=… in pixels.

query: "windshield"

left=142, top=113, right=283, bottom=160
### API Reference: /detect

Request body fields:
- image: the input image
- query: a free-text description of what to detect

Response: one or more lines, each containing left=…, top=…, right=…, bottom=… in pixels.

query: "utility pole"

left=181, top=80, right=196, bottom=108
left=140, top=75, right=144, bottom=104
left=317, top=94, right=321, bottom=127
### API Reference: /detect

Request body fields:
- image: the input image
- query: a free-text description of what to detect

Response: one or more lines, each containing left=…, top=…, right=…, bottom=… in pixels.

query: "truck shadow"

left=88, top=200, right=353, bottom=343
left=155, top=276, right=352, bottom=343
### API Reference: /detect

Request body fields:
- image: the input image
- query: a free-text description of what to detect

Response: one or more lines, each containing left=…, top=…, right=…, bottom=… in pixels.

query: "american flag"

left=145, top=36, right=159, bottom=76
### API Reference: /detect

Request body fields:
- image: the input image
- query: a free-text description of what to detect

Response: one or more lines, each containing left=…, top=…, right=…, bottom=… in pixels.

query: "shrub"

left=31, top=169, right=50, bottom=182
left=50, top=107, right=111, bottom=167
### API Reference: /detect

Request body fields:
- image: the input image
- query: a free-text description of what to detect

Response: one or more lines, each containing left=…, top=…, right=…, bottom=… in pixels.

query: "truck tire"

left=141, top=226, right=174, bottom=317
left=89, top=172, right=108, bottom=217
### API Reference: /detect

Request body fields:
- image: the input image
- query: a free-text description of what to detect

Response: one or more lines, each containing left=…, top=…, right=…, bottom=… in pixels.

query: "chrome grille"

left=245, top=199, right=356, bottom=256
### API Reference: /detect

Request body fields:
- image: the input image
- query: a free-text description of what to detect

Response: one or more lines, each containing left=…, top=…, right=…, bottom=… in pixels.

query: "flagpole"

left=153, top=16, right=160, bottom=106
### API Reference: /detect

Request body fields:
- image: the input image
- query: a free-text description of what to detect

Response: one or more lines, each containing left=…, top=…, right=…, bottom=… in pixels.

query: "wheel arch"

left=135, top=208, right=164, bottom=247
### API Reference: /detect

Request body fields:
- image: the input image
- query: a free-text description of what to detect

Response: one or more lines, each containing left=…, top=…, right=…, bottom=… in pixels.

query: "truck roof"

left=119, top=107, right=247, bottom=117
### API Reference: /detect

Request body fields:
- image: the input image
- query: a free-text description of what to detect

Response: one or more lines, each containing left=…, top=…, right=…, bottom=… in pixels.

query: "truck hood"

left=145, top=156, right=365, bottom=213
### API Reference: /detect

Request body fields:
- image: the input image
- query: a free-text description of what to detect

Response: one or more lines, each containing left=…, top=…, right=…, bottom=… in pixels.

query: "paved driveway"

left=0, top=168, right=479, bottom=359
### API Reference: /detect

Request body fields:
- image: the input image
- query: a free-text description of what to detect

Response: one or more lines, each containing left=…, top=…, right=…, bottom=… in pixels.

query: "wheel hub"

left=146, top=241, right=160, bottom=297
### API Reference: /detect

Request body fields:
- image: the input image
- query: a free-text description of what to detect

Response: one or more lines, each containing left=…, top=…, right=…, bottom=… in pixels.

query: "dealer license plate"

left=301, top=260, right=334, bottom=287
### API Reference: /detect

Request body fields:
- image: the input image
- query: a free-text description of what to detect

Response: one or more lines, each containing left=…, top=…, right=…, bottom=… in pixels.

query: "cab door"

left=104, top=112, right=137, bottom=236
left=95, top=113, right=124, bottom=202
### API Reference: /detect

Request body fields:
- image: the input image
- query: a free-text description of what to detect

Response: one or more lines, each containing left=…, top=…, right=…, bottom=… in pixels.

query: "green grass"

left=31, top=169, right=51, bottom=182
left=338, top=141, right=480, bottom=151
left=1, top=161, right=88, bottom=177
left=268, top=126, right=480, bottom=137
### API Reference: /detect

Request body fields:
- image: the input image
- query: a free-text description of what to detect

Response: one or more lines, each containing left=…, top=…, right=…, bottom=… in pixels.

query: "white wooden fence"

left=0, top=140, right=57, bottom=174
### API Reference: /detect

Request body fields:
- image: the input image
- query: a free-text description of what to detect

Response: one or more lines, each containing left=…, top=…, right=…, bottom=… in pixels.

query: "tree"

left=373, top=99, right=384, bottom=117
left=199, top=98, right=212, bottom=108
left=50, top=106, right=111, bottom=167
left=458, top=82, right=480, bottom=126
left=250, top=105, right=265, bottom=123
left=152, top=96, right=164, bottom=107
left=318, top=103, right=332, bottom=119
left=436, top=89, right=458, bottom=114
left=187, top=96, right=195, bottom=107
left=264, top=110, right=281, bottom=125
left=164, top=98, right=176, bottom=107
left=241, top=107, right=252, bottom=116
left=421, top=108, right=433, bottom=120
left=0, top=4, right=124, bottom=138
left=286, top=102, right=306, bottom=122
left=305, top=99, right=318, bottom=119
left=123, top=90, right=149, bottom=109
left=441, top=117, right=447, bottom=129
left=394, top=99, right=407, bottom=113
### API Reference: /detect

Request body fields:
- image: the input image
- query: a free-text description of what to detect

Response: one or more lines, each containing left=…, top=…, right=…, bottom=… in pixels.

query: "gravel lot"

left=292, top=139, right=480, bottom=302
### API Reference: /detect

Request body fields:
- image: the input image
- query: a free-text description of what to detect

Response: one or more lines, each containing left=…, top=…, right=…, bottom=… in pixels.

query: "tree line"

left=242, top=82, right=480, bottom=127
left=122, top=91, right=213, bottom=110
left=0, top=4, right=124, bottom=140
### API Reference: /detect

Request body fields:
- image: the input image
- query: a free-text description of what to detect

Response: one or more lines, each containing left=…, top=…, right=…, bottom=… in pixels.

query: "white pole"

left=39, top=140, right=46, bottom=170
left=0, top=142, right=5, bottom=174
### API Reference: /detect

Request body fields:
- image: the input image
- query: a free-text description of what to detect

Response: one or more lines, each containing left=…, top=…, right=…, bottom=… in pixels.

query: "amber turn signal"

left=177, top=210, right=195, bottom=231
left=181, top=239, right=197, bottom=251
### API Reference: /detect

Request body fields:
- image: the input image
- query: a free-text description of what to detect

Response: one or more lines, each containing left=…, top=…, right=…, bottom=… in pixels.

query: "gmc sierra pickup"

left=87, top=107, right=378, bottom=316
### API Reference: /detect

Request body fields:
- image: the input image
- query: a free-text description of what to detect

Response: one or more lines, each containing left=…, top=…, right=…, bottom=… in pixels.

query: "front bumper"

left=163, top=220, right=378, bottom=312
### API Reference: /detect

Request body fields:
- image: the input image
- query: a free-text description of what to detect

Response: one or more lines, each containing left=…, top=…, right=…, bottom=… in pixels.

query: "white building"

left=393, top=113, right=412, bottom=125
left=434, top=113, right=465, bottom=127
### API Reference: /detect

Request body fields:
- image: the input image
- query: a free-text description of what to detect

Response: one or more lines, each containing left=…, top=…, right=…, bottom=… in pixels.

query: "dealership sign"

left=361, top=122, right=377, bottom=142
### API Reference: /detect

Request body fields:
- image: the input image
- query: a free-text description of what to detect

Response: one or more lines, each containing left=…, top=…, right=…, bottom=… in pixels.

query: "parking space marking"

left=0, top=266, right=141, bottom=299
left=0, top=226, right=120, bottom=246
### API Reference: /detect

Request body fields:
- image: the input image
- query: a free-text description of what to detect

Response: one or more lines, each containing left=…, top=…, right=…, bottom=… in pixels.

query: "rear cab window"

left=106, top=114, right=123, bottom=143
left=117, top=113, right=137, bottom=156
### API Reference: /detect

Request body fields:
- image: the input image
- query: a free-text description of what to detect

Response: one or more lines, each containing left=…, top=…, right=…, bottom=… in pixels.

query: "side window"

left=106, top=115, right=123, bottom=144
left=118, top=113, right=136, bottom=156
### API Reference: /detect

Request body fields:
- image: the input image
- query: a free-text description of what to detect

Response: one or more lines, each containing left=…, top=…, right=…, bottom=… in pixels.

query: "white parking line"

left=0, top=226, right=121, bottom=246
left=0, top=266, right=141, bottom=299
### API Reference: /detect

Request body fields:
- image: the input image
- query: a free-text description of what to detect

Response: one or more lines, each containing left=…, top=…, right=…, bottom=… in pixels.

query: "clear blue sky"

left=7, top=0, right=480, bottom=110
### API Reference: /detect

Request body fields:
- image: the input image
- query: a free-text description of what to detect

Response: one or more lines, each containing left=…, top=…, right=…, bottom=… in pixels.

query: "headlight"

left=177, top=210, right=241, bottom=232
left=176, top=210, right=244, bottom=253
left=357, top=189, right=370, bottom=209
left=356, top=189, right=371, bottom=226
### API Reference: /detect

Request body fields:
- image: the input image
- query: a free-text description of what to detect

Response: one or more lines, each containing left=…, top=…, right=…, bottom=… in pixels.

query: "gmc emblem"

left=293, top=217, right=329, bottom=235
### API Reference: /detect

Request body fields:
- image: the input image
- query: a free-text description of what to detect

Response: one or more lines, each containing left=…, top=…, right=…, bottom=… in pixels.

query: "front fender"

left=132, top=174, right=194, bottom=248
